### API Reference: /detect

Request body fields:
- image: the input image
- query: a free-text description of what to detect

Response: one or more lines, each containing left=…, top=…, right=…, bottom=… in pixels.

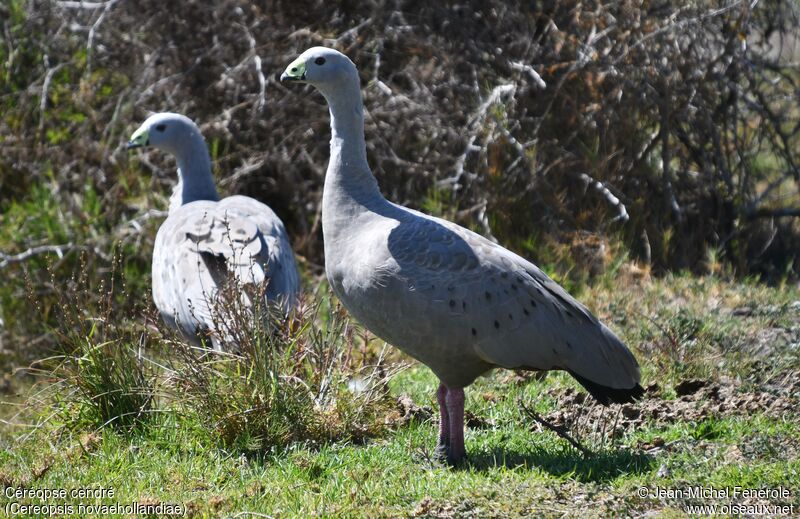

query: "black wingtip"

left=567, top=370, right=645, bottom=406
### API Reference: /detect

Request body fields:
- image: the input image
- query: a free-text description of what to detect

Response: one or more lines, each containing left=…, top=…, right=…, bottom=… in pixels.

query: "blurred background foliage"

left=1, top=0, right=799, bottom=361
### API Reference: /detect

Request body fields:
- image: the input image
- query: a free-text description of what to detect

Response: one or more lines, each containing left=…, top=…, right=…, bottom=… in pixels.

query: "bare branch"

left=468, top=83, right=516, bottom=128
left=86, top=0, right=119, bottom=73
left=579, top=173, right=629, bottom=223
left=613, top=1, right=747, bottom=65
left=510, top=61, right=547, bottom=90
left=326, top=17, right=372, bottom=46
left=38, top=61, right=67, bottom=143
left=438, top=83, right=517, bottom=191
left=56, top=1, right=114, bottom=8
left=0, top=243, right=75, bottom=269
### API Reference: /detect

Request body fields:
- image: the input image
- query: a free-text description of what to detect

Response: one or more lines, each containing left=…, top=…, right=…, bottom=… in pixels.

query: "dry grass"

left=164, top=290, right=398, bottom=452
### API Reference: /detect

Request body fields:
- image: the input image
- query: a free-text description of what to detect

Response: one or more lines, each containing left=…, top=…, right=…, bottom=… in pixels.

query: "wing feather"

left=152, top=196, right=299, bottom=349
left=373, top=207, right=639, bottom=389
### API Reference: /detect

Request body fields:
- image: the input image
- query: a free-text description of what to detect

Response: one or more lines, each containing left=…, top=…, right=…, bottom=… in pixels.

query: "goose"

left=127, top=113, right=299, bottom=350
left=281, top=48, right=643, bottom=464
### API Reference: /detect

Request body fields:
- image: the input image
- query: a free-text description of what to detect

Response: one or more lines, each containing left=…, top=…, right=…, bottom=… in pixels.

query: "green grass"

left=1, top=369, right=797, bottom=517
left=1, top=273, right=798, bottom=517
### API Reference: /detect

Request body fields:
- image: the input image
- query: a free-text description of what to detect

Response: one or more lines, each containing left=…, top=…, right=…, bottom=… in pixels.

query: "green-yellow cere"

left=285, top=57, right=306, bottom=79
left=129, top=127, right=149, bottom=147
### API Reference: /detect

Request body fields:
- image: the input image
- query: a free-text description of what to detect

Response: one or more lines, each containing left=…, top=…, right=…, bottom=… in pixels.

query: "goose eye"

left=155, top=124, right=166, bottom=132
left=314, top=57, right=326, bottom=66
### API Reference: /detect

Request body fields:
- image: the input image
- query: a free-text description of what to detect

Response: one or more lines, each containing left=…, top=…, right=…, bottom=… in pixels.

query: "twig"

left=438, top=83, right=517, bottom=191
left=510, top=61, right=547, bottom=90
left=438, top=134, right=478, bottom=190
left=118, top=209, right=168, bottom=233
left=519, top=398, right=592, bottom=457
left=56, top=0, right=114, bottom=8
left=468, top=83, right=516, bottom=128
left=218, top=157, right=267, bottom=187
left=371, top=39, right=393, bottom=96
left=38, top=61, right=66, bottom=143
left=86, top=0, right=119, bottom=73
left=613, top=1, right=747, bottom=65
left=579, top=173, right=629, bottom=223
left=253, top=54, right=266, bottom=112
left=475, top=199, right=498, bottom=243
left=748, top=176, right=790, bottom=213
left=0, top=243, right=75, bottom=268
left=326, top=17, right=373, bottom=46
left=235, top=22, right=266, bottom=113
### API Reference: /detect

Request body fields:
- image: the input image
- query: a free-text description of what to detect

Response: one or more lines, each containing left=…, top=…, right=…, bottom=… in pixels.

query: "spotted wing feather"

left=364, top=206, right=639, bottom=390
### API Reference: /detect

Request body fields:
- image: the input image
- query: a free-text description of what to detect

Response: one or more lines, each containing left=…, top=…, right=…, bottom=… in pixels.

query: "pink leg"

left=445, top=387, right=466, bottom=465
left=435, top=384, right=449, bottom=459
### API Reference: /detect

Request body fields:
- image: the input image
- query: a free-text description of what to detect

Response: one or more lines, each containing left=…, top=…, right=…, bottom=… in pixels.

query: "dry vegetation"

left=1, top=1, right=799, bottom=358
left=1, top=3, right=799, bottom=516
left=38, top=270, right=397, bottom=451
left=5, top=1, right=798, bottom=267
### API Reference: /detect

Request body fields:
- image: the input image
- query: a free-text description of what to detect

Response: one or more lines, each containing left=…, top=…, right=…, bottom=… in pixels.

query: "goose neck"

left=323, top=87, right=380, bottom=199
left=169, top=137, right=219, bottom=212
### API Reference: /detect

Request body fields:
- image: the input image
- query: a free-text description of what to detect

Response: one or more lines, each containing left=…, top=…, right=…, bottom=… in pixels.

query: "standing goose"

left=127, top=113, right=299, bottom=349
left=281, top=48, right=643, bottom=465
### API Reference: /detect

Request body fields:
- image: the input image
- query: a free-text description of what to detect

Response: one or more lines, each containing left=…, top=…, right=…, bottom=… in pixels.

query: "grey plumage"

left=282, top=48, right=642, bottom=463
left=325, top=200, right=640, bottom=391
left=128, top=113, right=299, bottom=349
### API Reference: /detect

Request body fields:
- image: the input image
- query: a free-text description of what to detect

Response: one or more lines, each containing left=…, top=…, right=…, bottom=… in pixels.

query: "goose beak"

left=281, top=57, right=306, bottom=82
left=127, top=127, right=149, bottom=149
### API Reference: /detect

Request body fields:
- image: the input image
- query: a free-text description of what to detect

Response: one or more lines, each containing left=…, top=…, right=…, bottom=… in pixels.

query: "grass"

left=1, top=270, right=798, bottom=517
left=1, top=376, right=797, bottom=517
left=164, top=292, right=396, bottom=454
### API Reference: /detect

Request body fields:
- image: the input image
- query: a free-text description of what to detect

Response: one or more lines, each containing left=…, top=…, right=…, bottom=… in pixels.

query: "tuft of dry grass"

left=21, top=252, right=161, bottom=432
left=164, top=290, right=398, bottom=452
